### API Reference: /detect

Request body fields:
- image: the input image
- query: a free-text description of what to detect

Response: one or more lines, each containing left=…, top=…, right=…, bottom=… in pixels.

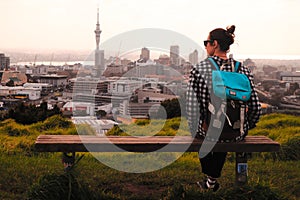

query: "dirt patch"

left=123, top=183, right=167, bottom=198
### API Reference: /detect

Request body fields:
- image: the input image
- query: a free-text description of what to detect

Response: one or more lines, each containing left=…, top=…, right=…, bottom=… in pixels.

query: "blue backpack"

left=208, top=57, right=251, bottom=102
left=206, top=57, right=252, bottom=142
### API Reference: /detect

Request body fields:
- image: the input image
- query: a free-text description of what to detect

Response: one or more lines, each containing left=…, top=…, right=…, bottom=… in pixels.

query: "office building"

left=140, top=47, right=150, bottom=61
left=0, top=53, right=10, bottom=70
left=170, top=45, right=180, bottom=66
left=189, top=49, right=198, bottom=65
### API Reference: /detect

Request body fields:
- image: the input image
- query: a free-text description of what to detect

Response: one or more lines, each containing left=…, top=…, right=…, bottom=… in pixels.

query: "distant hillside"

left=252, top=59, right=300, bottom=69
left=1, top=50, right=89, bottom=63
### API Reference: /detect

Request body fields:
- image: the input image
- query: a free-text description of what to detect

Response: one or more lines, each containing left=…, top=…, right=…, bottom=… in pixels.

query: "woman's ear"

left=213, top=40, right=219, bottom=49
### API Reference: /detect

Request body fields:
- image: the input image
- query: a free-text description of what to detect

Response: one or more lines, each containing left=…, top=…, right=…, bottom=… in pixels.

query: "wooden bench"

left=35, top=135, right=280, bottom=185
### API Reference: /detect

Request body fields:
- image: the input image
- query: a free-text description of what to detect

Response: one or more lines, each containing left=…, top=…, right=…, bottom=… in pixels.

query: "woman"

left=186, top=25, right=261, bottom=191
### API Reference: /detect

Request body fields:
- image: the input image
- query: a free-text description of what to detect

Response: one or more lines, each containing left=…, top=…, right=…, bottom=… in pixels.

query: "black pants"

left=199, top=152, right=227, bottom=178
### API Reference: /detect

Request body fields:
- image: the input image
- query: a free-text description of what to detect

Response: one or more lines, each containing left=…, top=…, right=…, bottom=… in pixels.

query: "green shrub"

left=106, top=125, right=127, bottom=136
left=170, top=122, right=180, bottom=130
left=5, top=125, right=30, bottom=136
left=135, top=119, right=150, bottom=126
left=33, top=115, right=73, bottom=131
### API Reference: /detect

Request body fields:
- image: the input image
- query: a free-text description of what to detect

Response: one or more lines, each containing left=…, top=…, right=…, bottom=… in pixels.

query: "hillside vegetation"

left=249, top=113, right=300, bottom=160
left=0, top=113, right=299, bottom=199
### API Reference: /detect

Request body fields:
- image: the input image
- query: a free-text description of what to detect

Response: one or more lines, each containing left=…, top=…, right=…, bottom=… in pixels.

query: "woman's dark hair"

left=209, top=25, right=235, bottom=52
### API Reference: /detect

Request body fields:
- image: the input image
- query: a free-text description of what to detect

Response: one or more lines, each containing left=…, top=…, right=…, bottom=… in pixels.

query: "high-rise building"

left=189, top=50, right=198, bottom=65
left=140, top=47, right=150, bottom=61
left=170, top=45, right=179, bottom=66
left=0, top=53, right=10, bottom=70
left=94, top=8, right=105, bottom=77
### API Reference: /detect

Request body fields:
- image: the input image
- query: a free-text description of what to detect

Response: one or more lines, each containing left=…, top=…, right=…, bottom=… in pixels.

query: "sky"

left=0, top=0, right=300, bottom=59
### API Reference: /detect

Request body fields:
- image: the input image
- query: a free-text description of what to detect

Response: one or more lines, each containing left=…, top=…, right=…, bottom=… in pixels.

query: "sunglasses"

left=203, top=40, right=214, bottom=47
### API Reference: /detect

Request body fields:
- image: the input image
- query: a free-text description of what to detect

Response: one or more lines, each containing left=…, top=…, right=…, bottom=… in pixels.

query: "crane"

left=33, top=54, right=37, bottom=67
left=115, top=41, right=122, bottom=65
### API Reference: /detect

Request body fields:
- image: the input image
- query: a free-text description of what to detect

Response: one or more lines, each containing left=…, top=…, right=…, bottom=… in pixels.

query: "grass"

left=249, top=113, right=300, bottom=143
left=106, top=117, right=190, bottom=136
left=0, top=153, right=299, bottom=199
left=0, top=113, right=299, bottom=199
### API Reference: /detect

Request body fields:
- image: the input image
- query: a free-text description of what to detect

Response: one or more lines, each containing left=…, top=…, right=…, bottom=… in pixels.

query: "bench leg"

left=62, top=152, right=75, bottom=171
left=235, top=152, right=248, bottom=186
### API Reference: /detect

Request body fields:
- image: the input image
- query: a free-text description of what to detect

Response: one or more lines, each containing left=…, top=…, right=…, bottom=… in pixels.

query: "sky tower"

left=94, top=8, right=104, bottom=77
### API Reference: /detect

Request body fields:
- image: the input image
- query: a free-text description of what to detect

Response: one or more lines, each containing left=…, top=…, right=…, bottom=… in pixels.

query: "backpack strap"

left=207, top=57, right=247, bottom=140
left=207, top=57, right=220, bottom=70
left=234, top=61, right=241, bottom=72
left=208, top=57, right=241, bottom=72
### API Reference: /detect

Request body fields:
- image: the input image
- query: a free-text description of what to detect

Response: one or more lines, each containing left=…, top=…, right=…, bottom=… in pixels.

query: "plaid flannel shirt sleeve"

left=186, top=63, right=210, bottom=137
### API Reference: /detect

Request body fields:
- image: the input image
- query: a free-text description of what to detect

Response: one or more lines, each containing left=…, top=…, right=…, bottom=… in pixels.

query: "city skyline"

left=0, top=0, right=300, bottom=59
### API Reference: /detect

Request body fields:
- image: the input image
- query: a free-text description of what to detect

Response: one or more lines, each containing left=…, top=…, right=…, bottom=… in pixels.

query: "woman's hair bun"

left=226, top=25, right=235, bottom=37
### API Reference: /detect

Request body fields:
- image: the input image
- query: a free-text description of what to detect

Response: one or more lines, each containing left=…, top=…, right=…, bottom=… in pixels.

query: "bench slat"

left=35, top=135, right=280, bottom=153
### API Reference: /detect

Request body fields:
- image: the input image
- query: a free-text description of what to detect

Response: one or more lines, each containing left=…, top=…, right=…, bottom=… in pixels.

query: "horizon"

left=5, top=47, right=300, bottom=64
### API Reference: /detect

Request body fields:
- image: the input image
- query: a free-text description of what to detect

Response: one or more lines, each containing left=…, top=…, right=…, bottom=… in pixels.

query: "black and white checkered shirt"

left=186, top=56, right=262, bottom=138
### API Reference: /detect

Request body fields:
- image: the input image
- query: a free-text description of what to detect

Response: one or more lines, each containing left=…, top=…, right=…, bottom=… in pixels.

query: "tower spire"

left=97, top=7, right=99, bottom=24
left=95, top=7, right=102, bottom=50
left=94, top=7, right=104, bottom=77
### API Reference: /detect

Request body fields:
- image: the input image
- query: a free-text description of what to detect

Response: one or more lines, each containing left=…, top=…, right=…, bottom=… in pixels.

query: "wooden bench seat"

left=35, top=135, right=280, bottom=185
left=35, top=135, right=280, bottom=153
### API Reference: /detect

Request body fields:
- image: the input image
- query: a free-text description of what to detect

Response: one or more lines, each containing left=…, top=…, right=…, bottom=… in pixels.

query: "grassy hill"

left=0, top=114, right=299, bottom=199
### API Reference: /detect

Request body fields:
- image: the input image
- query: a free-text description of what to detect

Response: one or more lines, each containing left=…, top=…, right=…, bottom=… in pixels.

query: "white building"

left=62, top=102, right=95, bottom=116
left=39, top=74, right=68, bottom=86
left=69, top=77, right=100, bottom=95
left=119, top=101, right=160, bottom=117
left=16, top=88, right=41, bottom=100
left=136, top=59, right=156, bottom=67
left=0, top=86, right=41, bottom=100
left=137, top=91, right=177, bottom=103
left=72, top=116, right=118, bottom=135
left=32, top=65, right=49, bottom=75
left=280, top=71, right=300, bottom=83
left=23, top=83, right=52, bottom=90
left=109, top=79, right=142, bottom=95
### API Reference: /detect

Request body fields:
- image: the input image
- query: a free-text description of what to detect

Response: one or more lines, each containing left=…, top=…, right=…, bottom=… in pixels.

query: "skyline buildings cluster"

left=92, top=8, right=199, bottom=74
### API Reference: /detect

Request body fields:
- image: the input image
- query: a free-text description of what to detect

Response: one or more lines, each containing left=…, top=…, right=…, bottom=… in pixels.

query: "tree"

left=154, top=98, right=183, bottom=119
left=6, top=79, right=15, bottom=87
left=96, top=110, right=107, bottom=118
left=7, top=102, right=62, bottom=125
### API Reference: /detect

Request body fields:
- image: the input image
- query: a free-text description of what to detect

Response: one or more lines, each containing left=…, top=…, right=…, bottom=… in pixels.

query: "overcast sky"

left=0, top=0, right=299, bottom=58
